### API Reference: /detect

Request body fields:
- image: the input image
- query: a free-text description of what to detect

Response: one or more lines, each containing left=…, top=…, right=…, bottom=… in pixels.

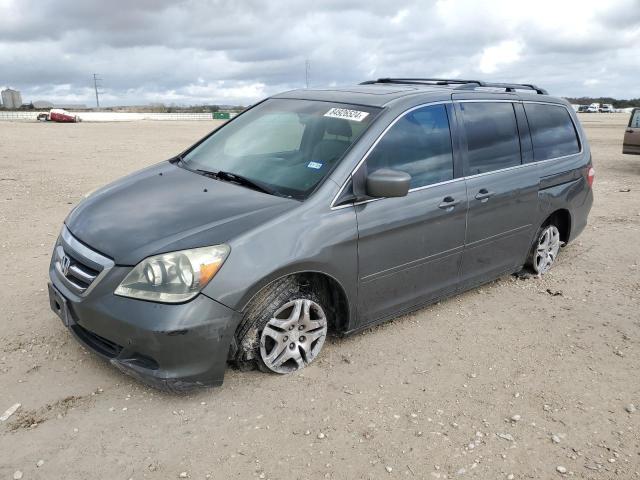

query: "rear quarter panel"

left=537, top=161, right=593, bottom=240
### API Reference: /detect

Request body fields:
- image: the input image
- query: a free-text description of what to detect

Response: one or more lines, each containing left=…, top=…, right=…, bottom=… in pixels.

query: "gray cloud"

left=1, top=0, right=638, bottom=106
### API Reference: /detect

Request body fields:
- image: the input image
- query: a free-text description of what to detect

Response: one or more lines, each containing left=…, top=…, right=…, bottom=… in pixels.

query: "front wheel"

left=259, top=298, right=327, bottom=374
left=529, top=224, right=562, bottom=274
left=233, top=277, right=328, bottom=374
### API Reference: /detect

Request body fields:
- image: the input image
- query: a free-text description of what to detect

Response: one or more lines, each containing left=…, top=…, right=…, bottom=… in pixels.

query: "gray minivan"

left=48, top=78, right=594, bottom=390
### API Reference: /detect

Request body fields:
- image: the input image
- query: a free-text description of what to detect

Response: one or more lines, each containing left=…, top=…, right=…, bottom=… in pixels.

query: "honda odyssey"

left=48, top=78, right=594, bottom=391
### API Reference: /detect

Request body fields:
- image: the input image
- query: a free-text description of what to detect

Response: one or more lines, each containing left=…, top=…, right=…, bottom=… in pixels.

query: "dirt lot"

left=0, top=114, right=638, bottom=480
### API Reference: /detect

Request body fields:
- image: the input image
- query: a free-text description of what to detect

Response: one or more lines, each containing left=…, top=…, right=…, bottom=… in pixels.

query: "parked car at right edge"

left=623, top=108, right=640, bottom=155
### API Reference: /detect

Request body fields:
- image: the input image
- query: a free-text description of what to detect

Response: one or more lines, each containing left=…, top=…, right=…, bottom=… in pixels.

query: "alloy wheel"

left=533, top=225, right=561, bottom=274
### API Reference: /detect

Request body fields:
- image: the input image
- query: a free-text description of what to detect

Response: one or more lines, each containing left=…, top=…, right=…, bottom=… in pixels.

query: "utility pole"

left=305, top=59, right=310, bottom=89
left=93, top=73, right=102, bottom=108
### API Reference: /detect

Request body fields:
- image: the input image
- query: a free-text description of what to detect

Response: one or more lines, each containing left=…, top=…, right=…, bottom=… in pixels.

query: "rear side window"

left=366, top=104, right=453, bottom=189
left=524, top=103, right=580, bottom=160
left=460, top=102, right=521, bottom=175
left=630, top=110, right=640, bottom=128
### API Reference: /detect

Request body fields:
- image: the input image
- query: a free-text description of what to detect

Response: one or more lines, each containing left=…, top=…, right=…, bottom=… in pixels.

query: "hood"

left=65, top=162, right=298, bottom=265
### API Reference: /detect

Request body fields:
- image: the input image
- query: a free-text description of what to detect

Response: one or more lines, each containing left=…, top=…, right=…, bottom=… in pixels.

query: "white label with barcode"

left=324, top=108, right=369, bottom=122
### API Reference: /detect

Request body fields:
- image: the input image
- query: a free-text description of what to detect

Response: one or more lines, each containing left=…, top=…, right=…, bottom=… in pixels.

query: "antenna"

left=305, top=59, right=310, bottom=89
left=93, top=73, right=103, bottom=108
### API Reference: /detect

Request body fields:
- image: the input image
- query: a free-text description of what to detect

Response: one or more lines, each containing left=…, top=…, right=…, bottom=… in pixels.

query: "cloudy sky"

left=1, top=0, right=639, bottom=106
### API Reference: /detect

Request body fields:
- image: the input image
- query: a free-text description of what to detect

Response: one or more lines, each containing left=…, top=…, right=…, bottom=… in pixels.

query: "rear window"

left=630, top=110, right=640, bottom=128
left=460, top=102, right=521, bottom=175
left=524, top=103, right=580, bottom=161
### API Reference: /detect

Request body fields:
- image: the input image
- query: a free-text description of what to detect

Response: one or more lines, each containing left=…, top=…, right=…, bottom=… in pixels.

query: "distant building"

left=33, top=100, right=54, bottom=109
left=53, top=103, right=88, bottom=110
left=1, top=88, right=23, bottom=109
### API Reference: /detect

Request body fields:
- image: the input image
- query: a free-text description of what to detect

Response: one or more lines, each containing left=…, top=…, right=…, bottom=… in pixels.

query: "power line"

left=93, top=73, right=103, bottom=108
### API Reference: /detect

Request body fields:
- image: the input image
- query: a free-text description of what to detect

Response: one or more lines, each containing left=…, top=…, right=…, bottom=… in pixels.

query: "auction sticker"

left=324, top=108, right=369, bottom=122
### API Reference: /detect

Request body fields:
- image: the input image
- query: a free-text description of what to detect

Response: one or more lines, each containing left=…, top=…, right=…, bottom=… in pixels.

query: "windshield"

left=181, top=99, right=380, bottom=199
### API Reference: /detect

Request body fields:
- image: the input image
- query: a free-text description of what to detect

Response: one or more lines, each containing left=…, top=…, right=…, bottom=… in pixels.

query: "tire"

left=232, top=276, right=329, bottom=374
left=526, top=221, right=562, bottom=275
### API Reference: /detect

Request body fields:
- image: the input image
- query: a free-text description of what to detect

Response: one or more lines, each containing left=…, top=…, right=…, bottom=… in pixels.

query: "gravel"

left=0, top=115, right=638, bottom=479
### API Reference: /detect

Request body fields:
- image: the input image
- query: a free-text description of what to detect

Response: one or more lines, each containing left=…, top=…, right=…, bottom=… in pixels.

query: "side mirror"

left=365, top=168, right=411, bottom=198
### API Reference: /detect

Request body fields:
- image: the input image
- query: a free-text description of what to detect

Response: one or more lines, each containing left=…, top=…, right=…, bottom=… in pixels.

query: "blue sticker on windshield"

left=307, top=161, right=323, bottom=169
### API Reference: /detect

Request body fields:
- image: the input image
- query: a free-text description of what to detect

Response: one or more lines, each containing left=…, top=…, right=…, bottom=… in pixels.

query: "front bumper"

left=48, top=232, right=241, bottom=390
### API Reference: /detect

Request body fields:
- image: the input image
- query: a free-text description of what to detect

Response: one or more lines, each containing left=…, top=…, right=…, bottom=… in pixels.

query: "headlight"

left=114, top=245, right=230, bottom=303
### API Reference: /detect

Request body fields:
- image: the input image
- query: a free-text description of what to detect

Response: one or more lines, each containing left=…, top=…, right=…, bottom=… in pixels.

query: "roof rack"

left=359, top=78, right=548, bottom=95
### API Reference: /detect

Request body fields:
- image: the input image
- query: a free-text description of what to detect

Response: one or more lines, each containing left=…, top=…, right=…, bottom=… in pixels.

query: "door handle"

left=438, top=196, right=459, bottom=210
left=626, top=129, right=634, bottom=133
left=474, top=189, right=495, bottom=201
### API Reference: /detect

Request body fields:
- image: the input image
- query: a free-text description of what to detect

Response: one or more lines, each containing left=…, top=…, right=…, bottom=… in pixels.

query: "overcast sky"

left=1, top=0, right=639, bottom=106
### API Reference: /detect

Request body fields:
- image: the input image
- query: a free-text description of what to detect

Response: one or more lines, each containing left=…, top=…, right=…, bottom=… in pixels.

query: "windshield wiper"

left=217, top=171, right=278, bottom=196
left=195, top=168, right=218, bottom=178
left=195, top=169, right=277, bottom=196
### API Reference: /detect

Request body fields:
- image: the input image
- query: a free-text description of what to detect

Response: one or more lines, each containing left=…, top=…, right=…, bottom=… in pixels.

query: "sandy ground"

left=0, top=114, right=638, bottom=480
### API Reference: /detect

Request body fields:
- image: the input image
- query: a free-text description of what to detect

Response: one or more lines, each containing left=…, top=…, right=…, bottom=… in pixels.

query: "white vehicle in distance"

left=600, top=104, right=615, bottom=113
left=587, top=103, right=600, bottom=113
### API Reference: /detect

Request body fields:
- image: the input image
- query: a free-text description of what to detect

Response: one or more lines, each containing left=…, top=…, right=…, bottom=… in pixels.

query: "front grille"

left=54, top=247, right=100, bottom=293
left=52, top=226, right=114, bottom=296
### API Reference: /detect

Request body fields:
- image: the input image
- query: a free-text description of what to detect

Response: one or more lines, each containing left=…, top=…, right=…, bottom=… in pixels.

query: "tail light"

left=587, top=166, right=595, bottom=188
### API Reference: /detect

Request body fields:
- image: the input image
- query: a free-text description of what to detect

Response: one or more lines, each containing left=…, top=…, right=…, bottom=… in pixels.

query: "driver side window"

left=366, top=104, right=454, bottom=189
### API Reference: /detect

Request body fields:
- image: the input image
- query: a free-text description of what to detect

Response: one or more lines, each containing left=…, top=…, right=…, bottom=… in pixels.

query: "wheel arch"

left=544, top=208, right=572, bottom=243
left=240, top=270, right=352, bottom=333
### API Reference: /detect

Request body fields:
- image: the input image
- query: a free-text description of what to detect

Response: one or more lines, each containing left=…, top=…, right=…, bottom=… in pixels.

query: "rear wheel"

left=233, top=277, right=328, bottom=374
left=529, top=224, right=562, bottom=275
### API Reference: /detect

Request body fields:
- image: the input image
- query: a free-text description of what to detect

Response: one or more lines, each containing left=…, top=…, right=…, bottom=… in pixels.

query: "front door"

left=354, top=103, right=467, bottom=324
left=623, top=109, right=640, bottom=155
left=456, top=101, right=538, bottom=286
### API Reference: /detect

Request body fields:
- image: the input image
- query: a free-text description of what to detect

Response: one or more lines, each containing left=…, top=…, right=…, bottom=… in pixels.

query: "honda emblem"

left=61, top=255, right=71, bottom=276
